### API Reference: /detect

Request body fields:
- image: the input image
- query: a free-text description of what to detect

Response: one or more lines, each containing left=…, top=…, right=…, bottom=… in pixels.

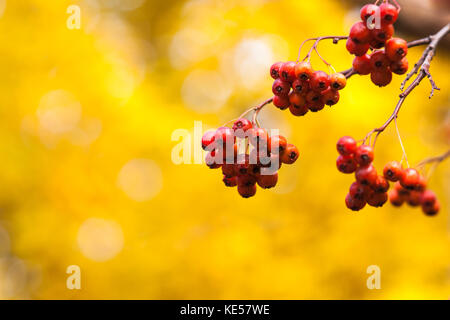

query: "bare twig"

left=416, top=150, right=450, bottom=167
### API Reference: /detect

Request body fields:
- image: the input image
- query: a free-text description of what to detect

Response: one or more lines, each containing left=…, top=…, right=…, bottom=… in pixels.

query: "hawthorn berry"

left=294, top=61, right=314, bottom=81
left=372, top=23, right=394, bottom=42
left=346, top=38, right=370, bottom=56
left=389, top=189, right=404, bottom=206
left=371, top=68, right=392, bottom=87
left=269, top=135, right=287, bottom=154
left=345, top=193, right=366, bottom=211
left=289, top=102, right=309, bottom=117
left=273, top=95, right=291, bottom=110
left=390, top=57, right=408, bottom=75
left=350, top=22, right=372, bottom=44
left=205, top=151, right=221, bottom=169
left=349, top=181, right=369, bottom=200
left=336, top=155, right=357, bottom=174
left=372, top=175, right=390, bottom=193
left=385, top=38, right=408, bottom=61
left=383, top=161, right=403, bottom=182
left=214, top=127, right=235, bottom=146
left=400, top=168, right=420, bottom=190
left=310, top=71, right=330, bottom=92
left=281, top=144, right=299, bottom=164
left=249, top=128, right=269, bottom=147
left=330, top=73, right=347, bottom=90
left=201, top=131, right=215, bottom=150
left=280, top=61, right=297, bottom=82
left=370, top=38, right=386, bottom=50
left=379, top=3, right=399, bottom=25
left=360, top=4, right=379, bottom=23
left=355, top=164, right=378, bottom=186
left=257, top=173, right=278, bottom=189
left=370, top=51, right=390, bottom=69
left=337, top=136, right=357, bottom=156
left=416, top=174, right=427, bottom=192
left=321, top=88, right=340, bottom=106
left=355, top=144, right=374, bottom=166
left=367, top=191, right=388, bottom=207
left=422, top=200, right=440, bottom=216
left=407, top=190, right=422, bottom=207
left=222, top=163, right=235, bottom=178
left=305, top=90, right=325, bottom=112
left=421, top=190, right=437, bottom=208
left=270, top=62, right=283, bottom=79
left=237, top=174, right=257, bottom=187
left=237, top=184, right=257, bottom=198
left=272, top=78, right=291, bottom=96
left=289, top=92, right=307, bottom=108
left=223, top=176, right=237, bottom=187
left=292, top=79, right=309, bottom=94
left=352, top=54, right=372, bottom=75
left=232, top=118, right=252, bottom=138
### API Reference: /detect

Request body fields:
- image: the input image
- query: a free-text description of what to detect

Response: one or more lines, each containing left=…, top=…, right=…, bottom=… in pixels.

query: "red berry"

left=370, top=51, right=390, bottom=69
left=223, top=175, right=237, bottom=187
left=345, top=193, right=366, bottom=211
left=280, top=61, right=297, bottom=82
left=222, top=163, right=236, bottom=178
left=372, top=175, right=390, bottom=193
left=394, top=181, right=410, bottom=199
left=201, top=131, right=215, bottom=150
left=390, top=57, right=408, bottom=75
left=385, top=38, right=408, bottom=62
left=289, top=91, right=306, bottom=108
left=294, top=61, right=314, bottom=81
left=346, top=38, right=370, bottom=56
left=310, top=71, right=330, bottom=92
left=421, top=190, right=437, bottom=208
left=272, top=78, right=291, bottom=96
left=214, top=126, right=235, bottom=145
left=249, top=128, right=269, bottom=147
left=400, top=168, right=420, bottom=190
left=349, top=181, right=369, bottom=200
left=350, top=22, right=372, bottom=44
left=268, top=135, right=287, bottom=154
left=330, top=73, right=347, bottom=90
left=337, top=136, right=357, bottom=156
left=321, top=88, right=340, bottom=106
left=367, top=191, right=388, bottom=207
left=371, top=68, right=392, bottom=87
left=257, top=172, right=278, bottom=189
left=237, top=184, right=257, bottom=198
left=389, top=189, right=404, bottom=207
left=205, top=151, right=221, bottom=169
left=336, top=155, right=357, bottom=174
left=383, top=161, right=404, bottom=182
left=232, top=118, right=252, bottom=138
left=369, top=38, right=385, bottom=50
left=407, top=190, right=422, bottom=207
left=355, top=164, right=378, bottom=186
left=353, top=54, right=372, bottom=75
left=237, top=174, right=257, bottom=187
left=422, top=200, right=440, bottom=216
left=292, top=79, right=309, bottom=94
left=273, top=95, right=291, bottom=110
left=360, top=4, right=379, bottom=23
left=306, top=90, right=324, bottom=112
left=270, top=62, right=283, bottom=79
left=289, top=102, right=309, bottom=116
left=281, top=144, right=299, bottom=164
left=415, top=174, right=427, bottom=192
left=379, top=3, right=399, bottom=25
left=355, top=144, right=374, bottom=166
left=372, top=23, right=394, bottom=42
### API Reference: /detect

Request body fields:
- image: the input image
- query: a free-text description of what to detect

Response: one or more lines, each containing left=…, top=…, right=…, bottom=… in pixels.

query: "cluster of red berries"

left=202, top=118, right=299, bottom=198
left=347, top=2, right=409, bottom=86
left=388, top=166, right=440, bottom=216
left=336, top=136, right=440, bottom=216
left=336, top=136, right=389, bottom=210
left=270, top=61, right=346, bottom=116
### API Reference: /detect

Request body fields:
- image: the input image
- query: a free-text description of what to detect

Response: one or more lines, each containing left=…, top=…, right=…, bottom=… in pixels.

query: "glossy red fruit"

left=369, top=38, right=385, bottom=50
left=307, top=97, right=325, bottom=112
left=345, top=193, right=366, bottom=211
left=237, top=174, right=257, bottom=187
left=355, top=144, right=374, bottom=166
left=280, top=61, right=297, bottom=82
left=201, top=131, right=215, bottom=150
left=248, top=128, right=269, bottom=147
left=350, top=22, right=372, bottom=44
left=352, top=54, right=372, bottom=75
left=367, top=191, right=388, bottom=207
left=407, top=191, right=422, bottom=207
left=321, top=88, right=340, bottom=106
left=371, top=68, right=392, bottom=87
left=237, top=184, right=257, bottom=198
left=380, top=3, right=399, bottom=25
left=281, top=144, right=299, bottom=164
left=270, top=62, right=283, bottom=79
left=421, top=190, right=437, bottom=208
left=372, top=23, right=394, bottom=42
left=422, top=200, right=440, bottom=216
left=294, top=61, right=314, bottom=81
left=346, top=38, right=370, bottom=56
left=370, top=51, right=390, bottom=69
left=390, top=57, right=408, bottom=75
left=205, top=151, right=221, bottom=169
left=268, top=135, right=287, bottom=154
left=385, top=38, right=408, bottom=62
left=214, top=127, right=235, bottom=146
left=394, top=181, right=410, bottom=199
left=273, top=95, right=290, bottom=110
left=232, top=118, right=252, bottom=138
left=330, top=73, right=347, bottom=90
left=257, top=172, right=278, bottom=189
left=360, top=4, right=379, bottom=23
left=400, top=168, right=420, bottom=190
left=349, top=181, right=369, bottom=200
left=289, top=91, right=306, bottom=107
left=372, top=175, right=390, bottom=193
left=337, top=136, right=357, bottom=156
left=292, top=79, right=309, bottom=94
left=336, top=155, right=357, bottom=174
left=383, top=161, right=404, bottom=182
left=310, top=71, right=330, bottom=92
left=389, top=189, right=404, bottom=206
left=289, top=102, right=309, bottom=116
left=222, top=164, right=236, bottom=178
left=223, top=175, right=237, bottom=187
left=272, top=78, right=291, bottom=96
left=355, top=164, right=378, bottom=186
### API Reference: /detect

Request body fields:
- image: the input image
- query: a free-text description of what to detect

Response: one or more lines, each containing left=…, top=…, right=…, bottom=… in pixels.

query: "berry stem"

left=296, top=36, right=348, bottom=63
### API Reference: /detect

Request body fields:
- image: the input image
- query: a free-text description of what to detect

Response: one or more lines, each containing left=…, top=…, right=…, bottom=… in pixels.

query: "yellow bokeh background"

left=0, top=0, right=448, bottom=299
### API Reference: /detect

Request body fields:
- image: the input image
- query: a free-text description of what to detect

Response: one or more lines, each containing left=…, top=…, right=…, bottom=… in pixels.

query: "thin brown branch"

left=416, top=150, right=450, bottom=167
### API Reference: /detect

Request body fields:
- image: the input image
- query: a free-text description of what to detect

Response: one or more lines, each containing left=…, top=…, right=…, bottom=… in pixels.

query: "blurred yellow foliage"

left=0, top=0, right=448, bottom=299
